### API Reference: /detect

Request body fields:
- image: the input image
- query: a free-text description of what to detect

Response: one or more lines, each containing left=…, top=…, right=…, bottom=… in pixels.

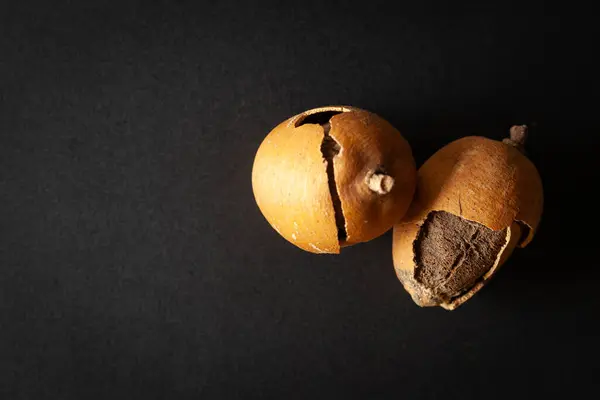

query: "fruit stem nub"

left=503, top=125, right=528, bottom=152
left=368, top=173, right=395, bottom=194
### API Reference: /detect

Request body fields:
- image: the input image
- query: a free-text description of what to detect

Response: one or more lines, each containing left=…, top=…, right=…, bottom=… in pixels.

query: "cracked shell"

left=392, top=130, right=543, bottom=309
left=252, top=106, right=417, bottom=254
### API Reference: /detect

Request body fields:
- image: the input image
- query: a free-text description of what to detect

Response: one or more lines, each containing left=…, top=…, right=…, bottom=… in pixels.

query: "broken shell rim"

left=439, top=224, right=514, bottom=310
left=287, top=105, right=357, bottom=128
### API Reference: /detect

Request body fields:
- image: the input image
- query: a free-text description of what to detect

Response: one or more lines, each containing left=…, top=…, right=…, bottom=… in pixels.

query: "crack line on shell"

left=320, top=122, right=347, bottom=242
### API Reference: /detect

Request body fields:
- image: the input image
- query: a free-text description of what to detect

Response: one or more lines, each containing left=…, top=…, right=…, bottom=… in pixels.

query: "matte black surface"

left=2, top=1, right=598, bottom=399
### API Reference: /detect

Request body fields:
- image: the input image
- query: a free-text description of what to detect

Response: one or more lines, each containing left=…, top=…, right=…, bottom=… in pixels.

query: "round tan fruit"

left=252, top=106, right=417, bottom=254
left=392, top=126, right=543, bottom=309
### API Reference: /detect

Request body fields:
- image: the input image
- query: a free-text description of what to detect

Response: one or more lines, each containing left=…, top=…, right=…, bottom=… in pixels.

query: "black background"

left=2, top=1, right=599, bottom=399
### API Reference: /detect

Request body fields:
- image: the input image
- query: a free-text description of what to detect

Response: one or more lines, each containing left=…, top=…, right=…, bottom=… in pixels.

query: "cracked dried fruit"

left=252, top=106, right=416, bottom=254
left=392, top=126, right=543, bottom=309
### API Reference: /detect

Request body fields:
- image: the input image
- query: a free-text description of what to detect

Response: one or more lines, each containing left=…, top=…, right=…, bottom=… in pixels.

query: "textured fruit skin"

left=252, top=106, right=416, bottom=254
left=392, top=136, right=543, bottom=309
left=252, top=112, right=339, bottom=254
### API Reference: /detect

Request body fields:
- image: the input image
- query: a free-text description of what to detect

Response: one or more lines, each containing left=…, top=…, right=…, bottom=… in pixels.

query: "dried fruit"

left=252, top=106, right=416, bottom=254
left=392, top=126, right=543, bottom=309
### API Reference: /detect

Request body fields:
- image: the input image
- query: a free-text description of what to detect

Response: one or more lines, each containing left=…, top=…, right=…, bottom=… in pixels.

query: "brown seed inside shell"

left=414, top=211, right=508, bottom=303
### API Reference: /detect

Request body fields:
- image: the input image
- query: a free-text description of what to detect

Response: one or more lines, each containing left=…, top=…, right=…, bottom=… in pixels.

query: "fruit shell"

left=328, top=109, right=416, bottom=246
left=393, top=136, right=543, bottom=309
left=252, top=106, right=417, bottom=253
left=252, top=112, right=341, bottom=254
